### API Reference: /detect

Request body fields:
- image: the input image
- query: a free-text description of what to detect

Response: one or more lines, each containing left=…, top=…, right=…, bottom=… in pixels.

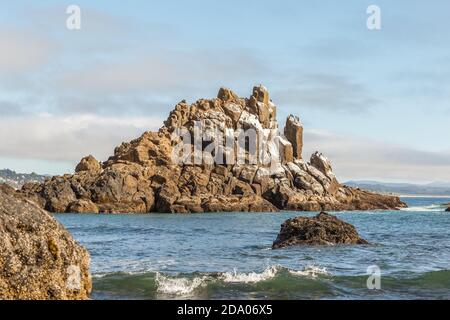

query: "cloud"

left=388, top=67, right=450, bottom=113
left=274, top=74, right=381, bottom=113
left=303, top=129, right=450, bottom=183
left=54, top=49, right=270, bottom=96
left=0, top=47, right=269, bottom=118
left=46, top=95, right=173, bottom=117
left=0, top=29, right=56, bottom=74
left=0, top=114, right=163, bottom=164
left=0, top=100, right=25, bottom=116
left=0, top=4, right=270, bottom=116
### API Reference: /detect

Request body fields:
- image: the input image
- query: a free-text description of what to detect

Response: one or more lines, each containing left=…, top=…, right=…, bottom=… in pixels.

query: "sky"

left=0, top=0, right=450, bottom=183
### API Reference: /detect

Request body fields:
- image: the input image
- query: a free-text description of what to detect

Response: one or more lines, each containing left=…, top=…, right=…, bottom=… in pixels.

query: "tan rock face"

left=20, top=86, right=407, bottom=213
left=284, top=115, right=303, bottom=160
left=272, top=212, right=369, bottom=248
left=278, top=136, right=294, bottom=163
left=75, top=155, right=101, bottom=173
left=67, top=199, right=99, bottom=214
left=217, top=87, right=239, bottom=102
left=0, top=184, right=91, bottom=299
left=223, top=102, right=243, bottom=126
left=42, top=177, right=77, bottom=212
left=252, top=85, right=270, bottom=105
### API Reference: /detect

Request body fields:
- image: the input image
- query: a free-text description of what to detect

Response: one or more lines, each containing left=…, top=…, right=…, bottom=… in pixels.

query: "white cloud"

left=0, top=29, right=56, bottom=74
left=303, top=129, right=450, bottom=183
left=0, top=114, right=163, bottom=163
left=54, top=49, right=269, bottom=96
left=274, top=74, right=381, bottom=113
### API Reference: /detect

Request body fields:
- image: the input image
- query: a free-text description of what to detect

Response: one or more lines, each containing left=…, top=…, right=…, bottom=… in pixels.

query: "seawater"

left=55, top=197, right=450, bottom=300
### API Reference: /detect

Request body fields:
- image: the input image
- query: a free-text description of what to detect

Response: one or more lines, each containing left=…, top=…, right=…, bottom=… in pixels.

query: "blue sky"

left=1, top=0, right=450, bottom=182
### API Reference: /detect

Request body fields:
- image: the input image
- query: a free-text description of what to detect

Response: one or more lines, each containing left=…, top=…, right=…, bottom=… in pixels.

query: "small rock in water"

left=272, top=211, right=369, bottom=249
left=446, top=207, right=450, bottom=212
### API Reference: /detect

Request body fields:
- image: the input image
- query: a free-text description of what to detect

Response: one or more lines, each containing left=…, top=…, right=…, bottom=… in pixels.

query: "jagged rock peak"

left=75, top=155, right=101, bottom=173
left=163, top=85, right=279, bottom=130
left=310, top=152, right=335, bottom=178
left=284, top=115, right=303, bottom=160
left=217, top=87, right=239, bottom=102
left=252, top=84, right=270, bottom=105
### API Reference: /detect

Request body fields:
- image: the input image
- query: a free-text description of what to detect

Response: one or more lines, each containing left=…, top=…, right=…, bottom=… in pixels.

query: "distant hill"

left=345, top=180, right=450, bottom=196
left=0, top=169, right=48, bottom=189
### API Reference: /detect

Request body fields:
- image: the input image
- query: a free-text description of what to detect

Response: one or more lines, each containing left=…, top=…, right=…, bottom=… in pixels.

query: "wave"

left=153, top=266, right=285, bottom=296
left=91, top=268, right=450, bottom=300
left=155, top=273, right=210, bottom=296
left=289, top=265, right=329, bottom=278
left=401, top=204, right=447, bottom=212
left=154, top=265, right=326, bottom=295
left=219, top=265, right=280, bottom=283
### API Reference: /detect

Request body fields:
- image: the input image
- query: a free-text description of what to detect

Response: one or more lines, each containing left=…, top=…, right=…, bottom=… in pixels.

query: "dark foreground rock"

left=272, top=212, right=369, bottom=248
left=0, top=184, right=91, bottom=299
left=446, top=207, right=450, bottom=212
left=20, top=86, right=407, bottom=213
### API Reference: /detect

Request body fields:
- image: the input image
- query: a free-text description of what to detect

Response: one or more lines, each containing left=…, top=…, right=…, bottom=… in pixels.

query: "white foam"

left=155, top=273, right=208, bottom=296
left=92, top=271, right=136, bottom=279
left=401, top=204, right=445, bottom=212
left=220, top=265, right=279, bottom=283
left=289, top=265, right=329, bottom=278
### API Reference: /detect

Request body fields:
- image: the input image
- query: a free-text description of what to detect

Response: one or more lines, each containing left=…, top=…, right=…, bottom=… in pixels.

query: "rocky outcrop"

left=20, top=86, right=407, bottom=213
left=0, top=184, right=91, bottom=299
left=67, top=199, right=99, bottom=214
left=75, top=155, right=101, bottom=173
left=284, top=115, right=303, bottom=159
left=446, top=207, right=450, bottom=212
left=272, top=212, right=369, bottom=248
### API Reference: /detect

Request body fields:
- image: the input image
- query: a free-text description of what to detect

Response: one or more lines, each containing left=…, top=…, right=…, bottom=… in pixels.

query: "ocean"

left=55, top=197, right=450, bottom=300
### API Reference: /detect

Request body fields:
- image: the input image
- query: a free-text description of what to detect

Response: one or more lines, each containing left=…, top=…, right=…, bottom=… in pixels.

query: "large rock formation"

left=20, top=86, right=407, bottom=213
left=446, top=207, right=450, bottom=212
left=0, top=184, right=91, bottom=299
left=272, top=212, right=369, bottom=248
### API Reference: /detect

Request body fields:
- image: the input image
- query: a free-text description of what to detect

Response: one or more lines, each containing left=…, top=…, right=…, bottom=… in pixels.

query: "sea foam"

left=219, top=265, right=280, bottom=283
left=155, top=273, right=209, bottom=296
left=401, top=204, right=445, bottom=212
left=289, top=265, right=329, bottom=278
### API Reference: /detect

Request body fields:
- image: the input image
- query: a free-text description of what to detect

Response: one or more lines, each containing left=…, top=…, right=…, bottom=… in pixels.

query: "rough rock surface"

left=0, top=184, right=91, bottom=299
left=20, top=86, right=407, bottom=213
left=272, top=212, right=369, bottom=248
left=67, top=199, right=99, bottom=214
left=75, top=155, right=101, bottom=173
left=284, top=115, right=303, bottom=160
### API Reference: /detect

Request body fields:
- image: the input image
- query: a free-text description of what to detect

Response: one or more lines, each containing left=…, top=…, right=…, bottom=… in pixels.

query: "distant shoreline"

left=399, top=195, right=450, bottom=198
